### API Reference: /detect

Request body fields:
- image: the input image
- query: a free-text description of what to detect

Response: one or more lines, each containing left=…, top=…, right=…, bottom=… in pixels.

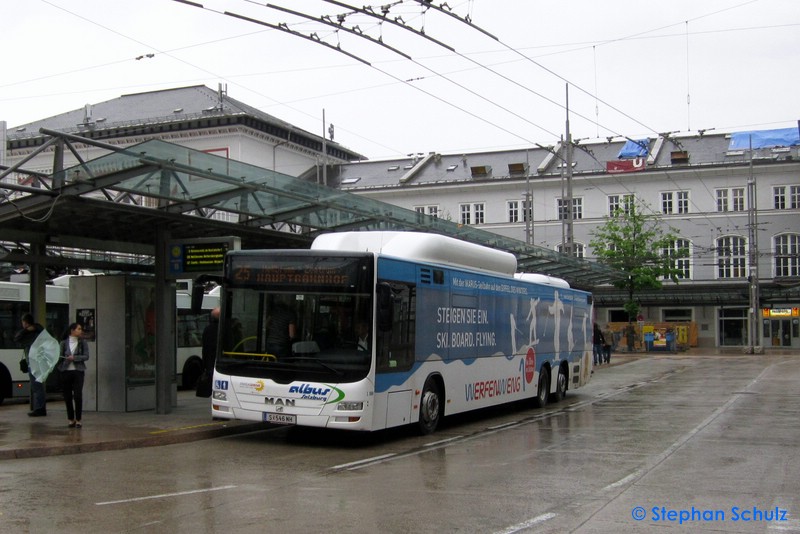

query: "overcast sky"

left=1, top=0, right=797, bottom=159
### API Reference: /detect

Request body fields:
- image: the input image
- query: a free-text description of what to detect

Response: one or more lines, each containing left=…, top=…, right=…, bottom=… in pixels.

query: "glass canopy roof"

left=51, top=138, right=621, bottom=288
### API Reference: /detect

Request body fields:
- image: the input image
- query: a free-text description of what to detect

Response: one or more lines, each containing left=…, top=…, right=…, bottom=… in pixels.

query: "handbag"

left=195, top=370, right=212, bottom=398
left=19, top=358, right=28, bottom=373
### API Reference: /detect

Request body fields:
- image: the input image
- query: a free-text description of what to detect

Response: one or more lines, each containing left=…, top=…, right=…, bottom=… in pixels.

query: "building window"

left=459, top=204, right=471, bottom=225
left=662, top=191, right=689, bottom=214
left=557, top=198, right=583, bottom=220
left=732, top=188, right=745, bottom=211
left=507, top=201, right=519, bottom=223
left=608, top=309, right=629, bottom=322
left=663, top=309, right=692, bottom=322
left=716, top=236, right=747, bottom=278
left=775, top=233, right=800, bottom=277
left=774, top=186, right=786, bottom=209
left=774, top=185, right=800, bottom=210
left=523, top=199, right=532, bottom=222
left=716, top=188, right=745, bottom=212
left=507, top=200, right=532, bottom=223
left=557, top=242, right=584, bottom=258
left=459, top=203, right=484, bottom=225
left=414, top=205, right=439, bottom=218
left=677, top=191, right=689, bottom=213
left=662, top=238, right=692, bottom=279
left=474, top=203, right=485, bottom=224
left=716, top=189, right=727, bottom=212
left=609, top=194, right=634, bottom=216
left=661, top=192, right=673, bottom=214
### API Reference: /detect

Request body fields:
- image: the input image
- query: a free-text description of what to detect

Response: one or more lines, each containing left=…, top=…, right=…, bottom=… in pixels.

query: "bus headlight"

left=337, top=401, right=363, bottom=411
left=213, top=390, right=227, bottom=401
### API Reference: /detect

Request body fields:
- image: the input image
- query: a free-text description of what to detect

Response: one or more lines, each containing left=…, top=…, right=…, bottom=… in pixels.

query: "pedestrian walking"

left=592, top=323, right=605, bottom=366
left=602, top=324, right=614, bottom=364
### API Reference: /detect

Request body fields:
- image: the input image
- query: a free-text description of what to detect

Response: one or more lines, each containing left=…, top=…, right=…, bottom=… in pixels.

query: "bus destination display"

left=227, top=255, right=370, bottom=291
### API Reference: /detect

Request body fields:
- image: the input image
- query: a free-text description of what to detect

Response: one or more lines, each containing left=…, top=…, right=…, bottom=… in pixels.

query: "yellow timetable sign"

left=762, top=308, right=799, bottom=318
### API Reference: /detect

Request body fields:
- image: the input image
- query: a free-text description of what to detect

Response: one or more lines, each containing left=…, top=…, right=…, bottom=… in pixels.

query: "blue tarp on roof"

left=618, top=139, right=649, bottom=158
left=728, top=127, right=800, bottom=150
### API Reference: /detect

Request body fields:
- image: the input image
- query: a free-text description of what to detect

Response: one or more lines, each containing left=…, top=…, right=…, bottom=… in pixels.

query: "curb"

left=0, top=421, right=268, bottom=461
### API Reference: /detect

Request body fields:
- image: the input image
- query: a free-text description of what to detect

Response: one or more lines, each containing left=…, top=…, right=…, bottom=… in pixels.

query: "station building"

left=3, top=86, right=798, bottom=350
left=331, top=129, right=800, bottom=349
left=2, top=84, right=363, bottom=188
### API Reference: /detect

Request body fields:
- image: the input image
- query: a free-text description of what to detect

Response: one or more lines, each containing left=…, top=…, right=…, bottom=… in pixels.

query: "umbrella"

left=28, top=329, right=60, bottom=383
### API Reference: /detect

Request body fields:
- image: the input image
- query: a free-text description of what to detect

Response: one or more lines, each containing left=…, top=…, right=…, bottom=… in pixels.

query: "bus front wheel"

left=534, top=367, right=549, bottom=408
left=418, top=377, right=442, bottom=435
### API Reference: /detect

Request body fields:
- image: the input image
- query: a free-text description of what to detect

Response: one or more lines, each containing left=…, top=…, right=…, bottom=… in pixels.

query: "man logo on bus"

left=525, top=348, right=536, bottom=384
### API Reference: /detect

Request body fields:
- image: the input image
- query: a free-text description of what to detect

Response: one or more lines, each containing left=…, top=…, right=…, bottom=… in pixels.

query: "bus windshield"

left=217, top=253, right=374, bottom=383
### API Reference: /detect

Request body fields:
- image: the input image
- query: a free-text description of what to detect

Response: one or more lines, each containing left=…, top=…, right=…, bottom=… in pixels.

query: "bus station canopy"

left=1, top=130, right=622, bottom=289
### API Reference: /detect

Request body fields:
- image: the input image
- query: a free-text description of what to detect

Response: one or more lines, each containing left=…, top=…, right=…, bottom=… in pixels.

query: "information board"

left=167, top=237, right=240, bottom=279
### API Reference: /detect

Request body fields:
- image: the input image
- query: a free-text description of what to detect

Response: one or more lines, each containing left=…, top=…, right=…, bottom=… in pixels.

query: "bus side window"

left=377, top=282, right=415, bottom=372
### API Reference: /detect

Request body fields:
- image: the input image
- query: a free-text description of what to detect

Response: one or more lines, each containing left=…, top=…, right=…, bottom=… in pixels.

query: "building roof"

left=7, top=85, right=366, bottom=162
left=334, top=128, right=797, bottom=190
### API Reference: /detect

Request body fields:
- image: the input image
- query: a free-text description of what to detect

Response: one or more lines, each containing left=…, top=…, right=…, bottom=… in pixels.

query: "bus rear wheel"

left=551, top=365, right=567, bottom=402
left=534, top=367, right=549, bottom=408
left=0, top=367, right=10, bottom=405
left=418, top=377, right=442, bottom=435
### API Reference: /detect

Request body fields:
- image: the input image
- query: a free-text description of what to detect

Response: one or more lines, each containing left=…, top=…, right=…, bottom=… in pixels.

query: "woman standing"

left=59, top=323, right=89, bottom=428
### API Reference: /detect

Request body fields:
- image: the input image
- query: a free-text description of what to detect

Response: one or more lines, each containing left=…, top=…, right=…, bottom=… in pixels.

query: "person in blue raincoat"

left=14, top=314, right=46, bottom=417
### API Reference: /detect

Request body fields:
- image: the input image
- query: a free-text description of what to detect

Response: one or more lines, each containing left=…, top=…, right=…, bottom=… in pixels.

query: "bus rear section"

left=0, top=280, right=69, bottom=404
left=175, top=283, right=219, bottom=390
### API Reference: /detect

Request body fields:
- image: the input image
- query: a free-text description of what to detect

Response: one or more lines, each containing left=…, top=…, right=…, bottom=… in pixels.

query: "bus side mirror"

left=191, top=280, right=205, bottom=313
left=376, top=283, right=394, bottom=332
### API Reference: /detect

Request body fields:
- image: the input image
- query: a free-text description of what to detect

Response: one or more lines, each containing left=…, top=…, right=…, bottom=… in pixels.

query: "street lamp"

left=746, top=135, right=762, bottom=354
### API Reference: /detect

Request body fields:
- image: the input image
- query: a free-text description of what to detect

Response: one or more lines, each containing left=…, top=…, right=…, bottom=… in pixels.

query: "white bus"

left=175, top=282, right=219, bottom=389
left=0, top=278, right=70, bottom=404
left=211, top=232, right=593, bottom=434
left=0, top=278, right=219, bottom=402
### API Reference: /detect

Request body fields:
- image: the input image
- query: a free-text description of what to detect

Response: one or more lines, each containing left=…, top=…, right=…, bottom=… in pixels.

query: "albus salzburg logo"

left=288, top=383, right=345, bottom=404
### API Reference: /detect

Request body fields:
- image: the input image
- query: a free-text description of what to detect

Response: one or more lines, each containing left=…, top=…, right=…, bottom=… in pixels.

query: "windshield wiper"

left=283, top=357, right=344, bottom=376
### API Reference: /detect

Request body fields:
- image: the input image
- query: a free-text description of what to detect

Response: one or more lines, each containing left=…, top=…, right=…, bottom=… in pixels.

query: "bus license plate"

left=265, top=413, right=296, bottom=425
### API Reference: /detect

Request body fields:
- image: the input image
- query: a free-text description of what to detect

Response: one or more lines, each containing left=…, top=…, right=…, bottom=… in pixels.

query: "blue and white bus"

left=175, top=282, right=219, bottom=389
left=0, top=277, right=219, bottom=402
left=0, top=278, right=70, bottom=404
left=211, top=232, right=593, bottom=433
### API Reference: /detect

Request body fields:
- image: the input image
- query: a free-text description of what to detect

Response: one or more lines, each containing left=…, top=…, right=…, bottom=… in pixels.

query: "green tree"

left=589, top=201, right=689, bottom=322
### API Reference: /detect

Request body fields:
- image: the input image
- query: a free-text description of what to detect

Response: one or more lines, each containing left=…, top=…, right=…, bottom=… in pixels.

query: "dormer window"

left=470, top=165, right=491, bottom=177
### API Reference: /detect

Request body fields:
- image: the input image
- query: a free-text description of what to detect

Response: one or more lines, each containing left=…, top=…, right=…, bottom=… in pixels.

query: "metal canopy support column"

left=52, top=139, right=64, bottom=189
left=28, top=242, right=47, bottom=413
left=30, top=241, right=47, bottom=328
left=155, top=226, right=176, bottom=414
